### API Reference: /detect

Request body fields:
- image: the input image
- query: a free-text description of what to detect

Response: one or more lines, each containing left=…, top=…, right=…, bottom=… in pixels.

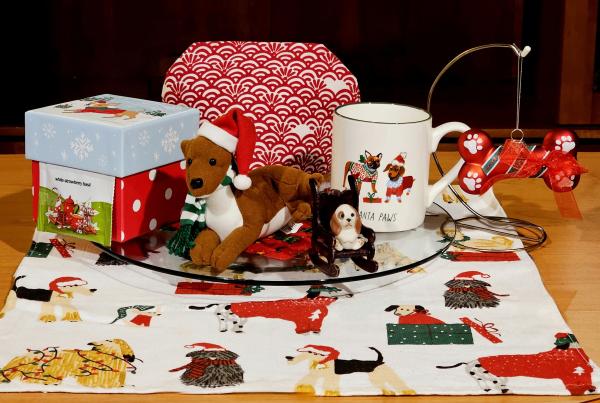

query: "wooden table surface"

left=0, top=153, right=598, bottom=403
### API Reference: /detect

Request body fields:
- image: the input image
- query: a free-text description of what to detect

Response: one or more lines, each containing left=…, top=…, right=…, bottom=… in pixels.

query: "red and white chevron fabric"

left=162, top=42, right=360, bottom=173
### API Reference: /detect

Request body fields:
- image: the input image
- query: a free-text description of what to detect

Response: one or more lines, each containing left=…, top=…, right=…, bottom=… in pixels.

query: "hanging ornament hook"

left=427, top=43, right=531, bottom=113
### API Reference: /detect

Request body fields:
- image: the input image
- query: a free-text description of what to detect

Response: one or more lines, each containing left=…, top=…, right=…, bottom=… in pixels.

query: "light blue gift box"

left=25, top=94, right=199, bottom=177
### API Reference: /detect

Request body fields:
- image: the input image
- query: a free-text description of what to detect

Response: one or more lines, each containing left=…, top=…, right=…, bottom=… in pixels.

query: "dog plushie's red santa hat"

left=297, top=344, right=340, bottom=364
left=453, top=271, right=491, bottom=280
left=184, top=342, right=226, bottom=351
left=48, top=277, right=88, bottom=293
left=197, top=108, right=256, bottom=190
left=390, top=153, right=407, bottom=166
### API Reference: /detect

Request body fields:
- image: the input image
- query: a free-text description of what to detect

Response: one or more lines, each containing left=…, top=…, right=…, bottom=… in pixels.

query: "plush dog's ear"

left=330, top=212, right=341, bottom=236
left=180, top=139, right=192, bottom=157
left=354, top=208, right=362, bottom=233
left=383, top=163, right=392, bottom=172
left=376, top=153, right=383, bottom=159
left=385, top=305, right=399, bottom=312
left=414, top=305, right=426, bottom=313
left=364, top=150, right=372, bottom=158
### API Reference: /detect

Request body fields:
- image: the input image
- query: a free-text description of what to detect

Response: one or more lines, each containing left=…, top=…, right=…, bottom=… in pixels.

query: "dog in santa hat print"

left=383, top=153, right=414, bottom=203
left=436, top=333, right=597, bottom=395
left=286, top=345, right=415, bottom=396
left=167, top=108, right=323, bottom=271
left=0, top=275, right=96, bottom=322
left=444, top=271, right=509, bottom=309
left=169, top=342, right=244, bottom=388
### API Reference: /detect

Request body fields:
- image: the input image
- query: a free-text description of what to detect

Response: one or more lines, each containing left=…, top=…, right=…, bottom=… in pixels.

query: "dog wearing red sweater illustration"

left=436, top=333, right=596, bottom=395
left=188, top=288, right=337, bottom=334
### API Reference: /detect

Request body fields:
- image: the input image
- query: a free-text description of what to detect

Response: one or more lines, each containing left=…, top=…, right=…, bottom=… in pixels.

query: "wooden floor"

left=0, top=153, right=599, bottom=402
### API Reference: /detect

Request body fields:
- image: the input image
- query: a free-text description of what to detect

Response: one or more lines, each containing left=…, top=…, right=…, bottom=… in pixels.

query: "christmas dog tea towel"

left=0, top=190, right=598, bottom=396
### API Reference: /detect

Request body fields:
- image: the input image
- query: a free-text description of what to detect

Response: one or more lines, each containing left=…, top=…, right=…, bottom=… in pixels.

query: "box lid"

left=25, top=94, right=199, bottom=177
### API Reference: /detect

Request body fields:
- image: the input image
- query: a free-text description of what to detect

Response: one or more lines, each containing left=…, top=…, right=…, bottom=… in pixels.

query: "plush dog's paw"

left=190, top=230, right=220, bottom=265
left=189, top=245, right=212, bottom=266
left=210, top=245, right=237, bottom=272
left=290, top=201, right=312, bottom=222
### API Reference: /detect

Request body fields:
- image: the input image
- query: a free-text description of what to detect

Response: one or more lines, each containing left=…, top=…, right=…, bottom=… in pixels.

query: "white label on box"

left=37, top=163, right=115, bottom=246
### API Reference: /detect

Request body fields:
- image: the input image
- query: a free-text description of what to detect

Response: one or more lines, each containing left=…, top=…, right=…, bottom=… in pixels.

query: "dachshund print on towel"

left=436, top=333, right=596, bottom=395
left=188, top=288, right=336, bottom=334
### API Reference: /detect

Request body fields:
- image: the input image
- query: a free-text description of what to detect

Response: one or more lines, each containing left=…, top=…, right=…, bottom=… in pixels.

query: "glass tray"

left=97, top=203, right=454, bottom=288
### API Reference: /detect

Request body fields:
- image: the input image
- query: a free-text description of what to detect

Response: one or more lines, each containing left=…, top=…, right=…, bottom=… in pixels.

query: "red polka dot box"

left=162, top=41, right=361, bottom=173
left=31, top=160, right=188, bottom=243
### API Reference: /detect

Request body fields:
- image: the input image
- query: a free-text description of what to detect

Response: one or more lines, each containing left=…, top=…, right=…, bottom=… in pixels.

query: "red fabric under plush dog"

left=168, top=109, right=323, bottom=272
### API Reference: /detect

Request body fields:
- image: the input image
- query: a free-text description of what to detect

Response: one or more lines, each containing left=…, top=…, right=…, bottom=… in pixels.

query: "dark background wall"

left=1, top=0, right=561, bottom=130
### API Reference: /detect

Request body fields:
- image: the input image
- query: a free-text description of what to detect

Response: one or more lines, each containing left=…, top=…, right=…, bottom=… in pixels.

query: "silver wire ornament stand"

left=430, top=43, right=547, bottom=252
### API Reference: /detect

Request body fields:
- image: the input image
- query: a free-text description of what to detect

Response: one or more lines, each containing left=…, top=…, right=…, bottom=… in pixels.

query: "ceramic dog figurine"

left=330, top=204, right=366, bottom=251
left=168, top=108, right=323, bottom=272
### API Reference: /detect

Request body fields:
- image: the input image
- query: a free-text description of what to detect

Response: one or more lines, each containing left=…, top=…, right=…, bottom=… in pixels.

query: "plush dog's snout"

left=190, top=178, right=204, bottom=189
left=90, top=288, right=97, bottom=293
left=346, top=218, right=352, bottom=222
left=285, top=355, right=294, bottom=361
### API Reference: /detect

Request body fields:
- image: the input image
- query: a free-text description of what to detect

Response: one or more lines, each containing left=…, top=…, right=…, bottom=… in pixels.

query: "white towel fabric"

left=0, top=191, right=598, bottom=396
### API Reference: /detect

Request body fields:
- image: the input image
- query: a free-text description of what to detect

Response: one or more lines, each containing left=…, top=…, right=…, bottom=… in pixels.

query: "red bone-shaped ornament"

left=457, top=129, right=586, bottom=195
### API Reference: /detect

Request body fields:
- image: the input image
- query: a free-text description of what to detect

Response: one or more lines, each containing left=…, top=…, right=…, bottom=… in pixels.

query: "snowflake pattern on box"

left=41, top=123, right=56, bottom=139
left=161, top=128, right=179, bottom=154
left=162, top=41, right=361, bottom=173
left=70, top=133, right=94, bottom=160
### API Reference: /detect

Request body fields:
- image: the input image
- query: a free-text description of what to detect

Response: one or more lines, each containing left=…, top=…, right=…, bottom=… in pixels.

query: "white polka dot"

left=164, top=188, right=173, bottom=200
left=149, top=218, right=157, bottom=230
left=132, top=199, right=141, bottom=212
left=149, top=169, right=157, bottom=181
left=180, top=160, right=186, bottom=170
left=120, top=231, right=125, bottom=241
left=120, top=180, right=124, bottom=190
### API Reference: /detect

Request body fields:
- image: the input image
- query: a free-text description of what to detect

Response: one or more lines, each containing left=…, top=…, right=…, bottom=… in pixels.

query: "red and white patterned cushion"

left=162, top=41, right=360, bottom=173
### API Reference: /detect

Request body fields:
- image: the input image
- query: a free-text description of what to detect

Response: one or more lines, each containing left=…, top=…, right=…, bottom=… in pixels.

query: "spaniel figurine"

left=330, top=204, right=367, bottom=251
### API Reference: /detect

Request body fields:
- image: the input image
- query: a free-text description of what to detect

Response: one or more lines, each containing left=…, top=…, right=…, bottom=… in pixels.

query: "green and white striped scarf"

left=167, top=165, right=235, bottom=257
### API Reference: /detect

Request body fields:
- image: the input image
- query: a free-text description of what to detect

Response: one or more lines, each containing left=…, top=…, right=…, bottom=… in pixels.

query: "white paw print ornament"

left=463, top=132, right=484, bottom=154
left=554, top=135, right=576, bottom=152
left=463, top=171, right=482, bottom=191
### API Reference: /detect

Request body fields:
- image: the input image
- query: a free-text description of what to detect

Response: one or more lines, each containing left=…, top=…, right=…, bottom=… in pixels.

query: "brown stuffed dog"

left=168, top=108, right=323, bottom=272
